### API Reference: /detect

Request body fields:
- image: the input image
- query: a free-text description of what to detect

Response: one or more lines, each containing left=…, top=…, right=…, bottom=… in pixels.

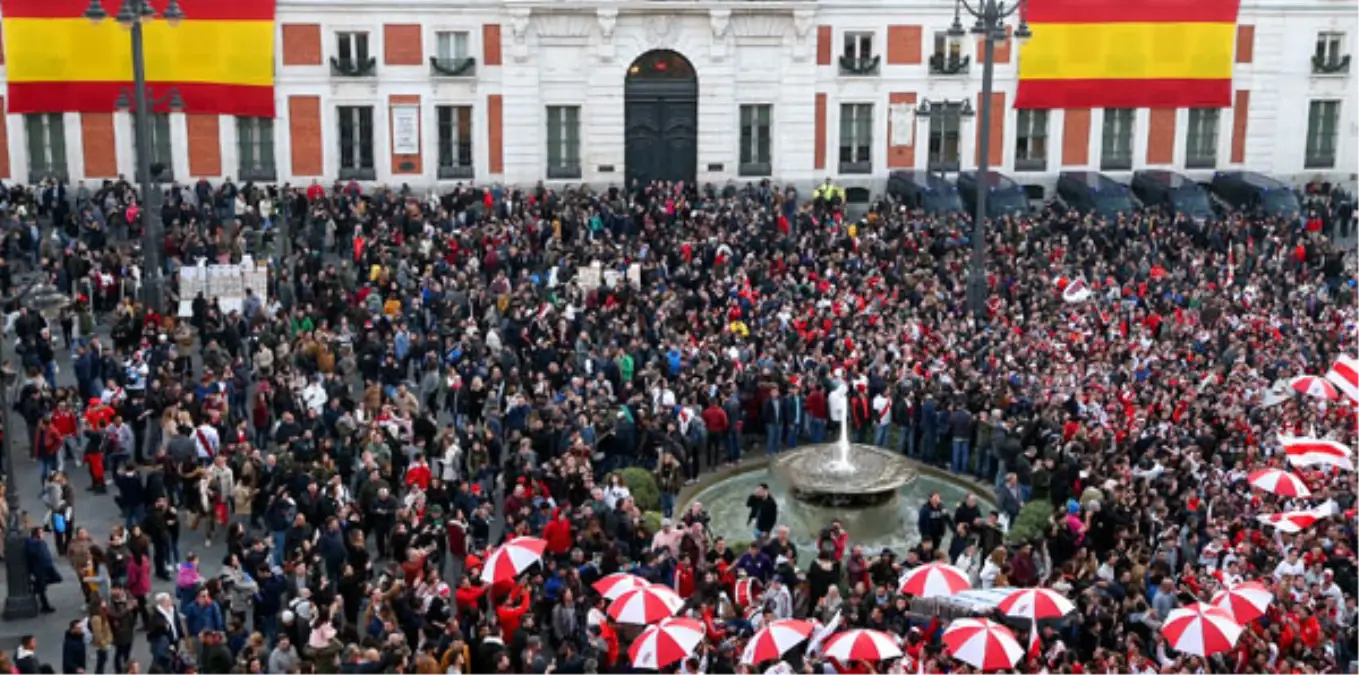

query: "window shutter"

left=565, top=108, right=580, bottom=165
left=546, top=108, right=562, bottom=166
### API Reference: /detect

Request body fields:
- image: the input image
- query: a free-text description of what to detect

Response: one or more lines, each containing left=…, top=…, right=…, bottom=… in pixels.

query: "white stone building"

left=1, top=0, right=1355, bottom=193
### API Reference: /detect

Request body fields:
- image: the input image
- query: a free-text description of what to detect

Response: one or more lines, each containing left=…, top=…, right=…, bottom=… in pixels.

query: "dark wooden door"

left=624, top=52, right=698, bottom=187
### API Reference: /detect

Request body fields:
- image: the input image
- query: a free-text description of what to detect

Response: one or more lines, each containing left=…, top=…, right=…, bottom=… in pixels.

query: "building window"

left=1100, top=108, right=1134, bottom=170
left=1313, top=32, right=1349, bottom=73
left=930, top=33, right=969, bottom=74
left=1305, top=100, right=1339, bottom=168
left=333, top=31, right=374, bottom=75
left=24, top=113, right=66, bottom=182
left=546, top=105, right=581, bottom=179
left=926, top=102, right=963, bottom=171
left=432, top=30, right=476, bottom=75
left=338, top=105, right=375, bottom=179
left=838, top=103, right=872, bottom=173
left=1184, top=109, right=1219, bottom=169
left=1014, top=109, right=1048, bottom=171
left=236, top=117, right=275, bottom=181
left=134, top=113, right=173, bottom=181
left=840, top=31, right=879, bottom=75
left=739, top=104, right=772, bottom=176
left=437, top=105, right=474, bottom=179
left=337, top=32, right=370, bottom=64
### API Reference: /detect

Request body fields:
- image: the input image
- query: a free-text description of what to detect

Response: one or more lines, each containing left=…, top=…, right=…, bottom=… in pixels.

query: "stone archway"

left=624, top=49, right=698, bottom=187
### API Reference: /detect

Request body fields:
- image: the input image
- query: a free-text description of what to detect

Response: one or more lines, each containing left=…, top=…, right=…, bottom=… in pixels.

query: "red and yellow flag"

left=3, top=0, right=275, bottom=117
left=1014, top=0, right=1239, bottom=109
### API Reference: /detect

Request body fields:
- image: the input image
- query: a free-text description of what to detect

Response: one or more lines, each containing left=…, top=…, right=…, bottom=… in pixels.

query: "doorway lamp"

left=82, top=0, right=187, bottom=316
left=949, top=0, right=1031, bottom=318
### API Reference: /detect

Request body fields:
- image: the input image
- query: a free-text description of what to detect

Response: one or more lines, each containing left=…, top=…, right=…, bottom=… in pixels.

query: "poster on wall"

left=391, top=105, right=420, bottom=155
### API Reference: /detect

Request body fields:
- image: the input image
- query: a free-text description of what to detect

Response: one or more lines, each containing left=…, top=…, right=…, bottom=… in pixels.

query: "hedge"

left=1006, top=501, right=1056, bottom=543
left=616, top=467, right=661, bottom=512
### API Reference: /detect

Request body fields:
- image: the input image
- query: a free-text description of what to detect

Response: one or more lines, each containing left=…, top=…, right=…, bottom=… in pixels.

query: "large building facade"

left=0, top=0, right=1355, bottom=191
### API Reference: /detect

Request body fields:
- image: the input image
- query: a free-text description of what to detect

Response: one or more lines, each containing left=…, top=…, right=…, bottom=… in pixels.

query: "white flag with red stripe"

left=1325, top=354, right=1359, bottom=403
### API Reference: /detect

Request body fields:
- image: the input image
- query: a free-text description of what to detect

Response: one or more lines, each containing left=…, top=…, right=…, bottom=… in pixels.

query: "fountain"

left=687, top=381, right=987, bottom=553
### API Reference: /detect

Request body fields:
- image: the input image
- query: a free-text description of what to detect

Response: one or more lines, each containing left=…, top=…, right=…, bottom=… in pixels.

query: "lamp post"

left=2, top=285, right=36, bottom=620
left=949, top=0, right=1030, bottom=318
left=83, top=0, right=186, bottom=316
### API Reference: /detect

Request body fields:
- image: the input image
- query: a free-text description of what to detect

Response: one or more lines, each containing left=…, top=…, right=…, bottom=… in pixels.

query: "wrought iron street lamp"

left=2, top=284, right=37, bottom=620
left=951, top=0, right=1031, bottom=318
left=84, top=0, right=186, bottom=316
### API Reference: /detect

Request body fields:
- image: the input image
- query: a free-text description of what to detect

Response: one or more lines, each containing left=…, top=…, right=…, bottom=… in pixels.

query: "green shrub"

left=1006, top=501, right=1055, bottom=543
left=641, top=511, right=663, bottom=536
left=617, top=467, right=660, bottom=512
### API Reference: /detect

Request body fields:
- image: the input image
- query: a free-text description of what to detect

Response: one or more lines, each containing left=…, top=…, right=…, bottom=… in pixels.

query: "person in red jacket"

left=454, top=575, right=487, bottom=615
left=496, top=584, right=530, bottom=640
left=542, top=508, right=572, bottom=556
left=84, top=399, right=115, bottom=491
left=405, top=454, right=432, bottom=491
left=701, top=401, right=728, bottom=470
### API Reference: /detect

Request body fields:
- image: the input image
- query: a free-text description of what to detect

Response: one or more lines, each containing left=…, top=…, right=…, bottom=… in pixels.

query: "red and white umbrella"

left=898, top=562, right=972, bottom=598
left=1325, top=354, right=1359, bottom=403
left=592, top=573, right=650, bottom=600
left=607, top=584, right=685, bottom=625
left=741, top=619, right=816, bottom=665
left=1162, top=603, right=1243, bottom=657
left=1210, top=581, right=1274, bottom=624
left=1290, top=375, right=1339, bottom=400
left=1280, top=435, right=1355, bottom=471
left=628, top=617, right=704, bottom=669
left=995, top=587, right=1076, bottom=621
left=1247, top=468, right=1312, bottom=498
left=479, top=537, right=547, bottom=584
left=1062, top=278, right=1092, bottom=304
left=941, top=618, right=1024, bottom=671
left=820, top=629, right=903, bottom=662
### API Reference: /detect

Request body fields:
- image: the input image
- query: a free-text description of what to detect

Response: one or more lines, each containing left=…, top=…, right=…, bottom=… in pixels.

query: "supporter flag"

left=1324, top=354, right=1359, bottom=403
left=1015, top=0, right=1240, bottom=109
left=1062, top=278, right=1092, bottom=304
left=2, top=0, right=276, bottom=117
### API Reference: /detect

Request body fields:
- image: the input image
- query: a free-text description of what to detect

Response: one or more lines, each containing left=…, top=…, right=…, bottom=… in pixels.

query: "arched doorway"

left=625, top=50, right=698, bottom=187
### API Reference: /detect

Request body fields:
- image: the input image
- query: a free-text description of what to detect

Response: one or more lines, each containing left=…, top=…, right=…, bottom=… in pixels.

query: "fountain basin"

left=771, top=442, right=919, bottom=506
left=688, top=459, right=993, bottom=555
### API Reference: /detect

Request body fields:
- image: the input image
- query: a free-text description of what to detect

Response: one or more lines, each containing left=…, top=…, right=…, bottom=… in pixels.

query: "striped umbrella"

left=1290, top=375, right=1339, bottom=400
left=592, top=573, right=650, bottom=600
left=995, top=588, right=1076, bottom=621
left=607, top=584, right=685, bottom=625
left=1280, top=435, right=1355, bottom=471
left=898, top=562, right=972, bottom=598
left=942, top=618, right=1024, bottom=671
left=1247, top=468, right=1312, bottom=498
left=820, top=629, right=903, bottom=662
left=741, top=619, right=816, bottom=665
left=628, top=617, right=704, bottom=670
left=1210, top=581, right=1274, bottom=623
left=479, top=537, right=546, bottom=584
left=1163, top=604, right=1242, bottom=657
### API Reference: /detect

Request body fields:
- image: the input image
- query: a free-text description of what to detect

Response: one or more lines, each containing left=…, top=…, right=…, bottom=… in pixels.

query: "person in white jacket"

left=979, top=547, right=1007, bottom=589
left=954, top=543, right=983, bottom=588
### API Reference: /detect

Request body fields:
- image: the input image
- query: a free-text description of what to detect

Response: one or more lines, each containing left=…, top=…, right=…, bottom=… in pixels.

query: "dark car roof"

left=1214, top=170, right=1289, bottom=190
left=1134, top=170, right=1200, bottom=190
left=958, top=170, right=1020, bottom=190
left=1059, top=170, right=1127, bottom=192
left=888, top=170, right=956, bottom=192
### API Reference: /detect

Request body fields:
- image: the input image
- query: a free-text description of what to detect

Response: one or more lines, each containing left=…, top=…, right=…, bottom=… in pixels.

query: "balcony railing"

left=838, top=55, right=881, bottom=76
left=1312, top=54, right=1351, bottom=75
left=330, top=56, right=377, bottom=77
left=430, top=56, right=477, bottom=77
left=930, top=53, right=971, bottom=75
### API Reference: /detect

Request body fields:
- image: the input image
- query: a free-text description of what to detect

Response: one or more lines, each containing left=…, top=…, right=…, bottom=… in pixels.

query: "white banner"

left=178, top=263, right=269, bottom=317
left=391, top=105, right=420, bottom=155
left=889, top=103, right=916, bottom=147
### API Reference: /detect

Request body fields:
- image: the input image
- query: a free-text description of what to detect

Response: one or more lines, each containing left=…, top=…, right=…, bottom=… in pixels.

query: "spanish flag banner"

left=1014, top=0, right=1239, bottom=109
left=3, top=0, right=275, bottom=117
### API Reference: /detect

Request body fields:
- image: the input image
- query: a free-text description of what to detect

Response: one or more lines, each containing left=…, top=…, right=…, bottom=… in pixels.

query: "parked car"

left=1055, top=171, right=1136, bottom=221
left=956, top=170, right=1031, bottom=221
left=1131, top=170, right=1216, bottom=222
left=1209, top=171, right=1302, bottom=219
left=886, top=170, right=964, bottom=215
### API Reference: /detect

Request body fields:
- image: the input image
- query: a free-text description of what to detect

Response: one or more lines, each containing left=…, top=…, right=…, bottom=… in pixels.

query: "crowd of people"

left=0, top=169, right=1353, bottom=675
